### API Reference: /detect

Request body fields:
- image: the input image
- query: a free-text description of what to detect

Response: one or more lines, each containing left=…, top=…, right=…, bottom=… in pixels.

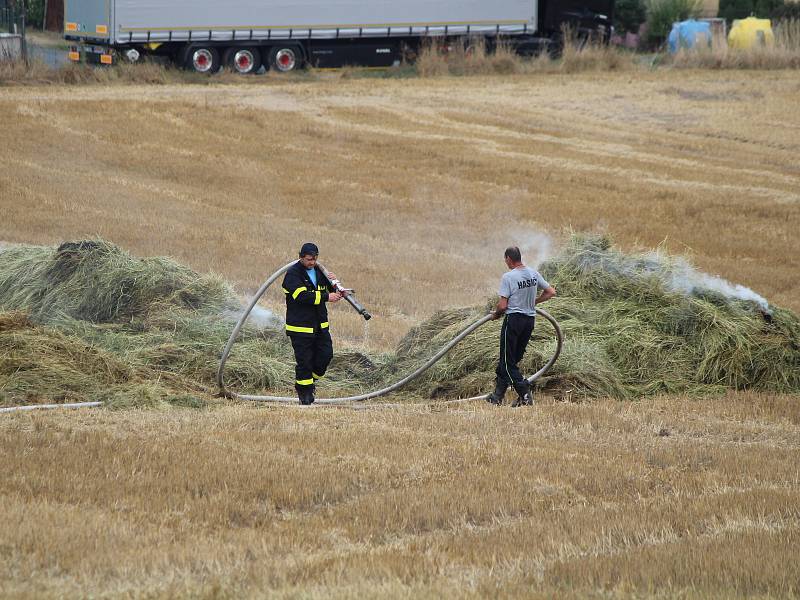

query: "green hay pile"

left=0, top=241, right=291, bottom=408
left=395, top=235, right=800, bottom=399
left=0, top=240, right=234, bottom=323
left=0, top=311, right=205, bottom=409
left=0, top=240, right=375, bottom=407
left=1, top=236, right=798, bottom=408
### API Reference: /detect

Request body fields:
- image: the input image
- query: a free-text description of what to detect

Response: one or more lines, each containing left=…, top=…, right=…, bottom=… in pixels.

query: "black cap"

left=299, top=242, right=319, bottom=257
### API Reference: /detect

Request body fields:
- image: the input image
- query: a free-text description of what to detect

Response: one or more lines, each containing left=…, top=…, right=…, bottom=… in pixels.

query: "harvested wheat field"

left=1, top=68, right=799, bottom=598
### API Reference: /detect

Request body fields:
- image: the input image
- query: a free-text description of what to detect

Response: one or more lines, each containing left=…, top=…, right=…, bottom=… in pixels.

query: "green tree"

left=719, top=0, right=785, bottom=21
left=15, top=0, right=44, bottom=28
left=755, top=0, right=788, bottom=18
left=646, top=0, right=702, bottom=45
left=772, top=1, right=800, bottom=18
left=615, top=0, right=648, bottom=33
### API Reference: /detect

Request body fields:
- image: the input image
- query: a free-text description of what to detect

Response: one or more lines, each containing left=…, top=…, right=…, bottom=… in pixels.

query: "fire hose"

left=1, top=261, right=563, bottom=414
left=215, top=261, right=563, bottom=406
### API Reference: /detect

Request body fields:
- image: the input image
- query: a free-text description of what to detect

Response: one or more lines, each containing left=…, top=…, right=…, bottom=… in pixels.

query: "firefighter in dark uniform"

left=282, top=242, right=345, bottom=405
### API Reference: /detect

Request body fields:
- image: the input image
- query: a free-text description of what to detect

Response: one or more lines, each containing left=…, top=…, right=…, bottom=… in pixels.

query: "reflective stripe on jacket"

left=281, top=261, right=333, bottom=336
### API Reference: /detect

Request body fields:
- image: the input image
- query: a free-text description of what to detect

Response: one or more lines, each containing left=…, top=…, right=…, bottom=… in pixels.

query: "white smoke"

left=616, top=251, right=771, bottom=312
left=570, top=242, right=770, bottom=312
left=493, top=231, right=769, bottom=313
left=222, top=299, right=283, bottom=330
left=664, top=256, right=770, bottom=311
left=510, top=228, right=553, bottom=268
left=248, top=304, right=283, bottom=329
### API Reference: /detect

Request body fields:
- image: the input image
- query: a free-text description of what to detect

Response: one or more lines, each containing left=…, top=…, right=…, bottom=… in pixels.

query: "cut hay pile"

left=1, top=237, right=798, bottom=408
left=396, top=235, right=800, bottom=399
left=0, top=241, right=292, bottom=408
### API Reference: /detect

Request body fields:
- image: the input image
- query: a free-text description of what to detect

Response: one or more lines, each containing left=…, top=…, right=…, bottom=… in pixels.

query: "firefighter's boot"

left=298, top=386, right=315, bottom=406
left=486, top=380, right=508, bottom=405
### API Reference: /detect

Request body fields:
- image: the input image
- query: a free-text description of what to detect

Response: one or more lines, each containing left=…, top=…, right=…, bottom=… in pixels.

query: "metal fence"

left=0, top=0, right=27, bottom=61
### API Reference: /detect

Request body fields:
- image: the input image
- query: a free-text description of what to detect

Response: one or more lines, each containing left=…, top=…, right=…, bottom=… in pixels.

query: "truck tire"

left=268, top=45, right=303, bottom=73
left=224, top=47, right=262, bottom=74
left=186, top=46, right=221, bottom=73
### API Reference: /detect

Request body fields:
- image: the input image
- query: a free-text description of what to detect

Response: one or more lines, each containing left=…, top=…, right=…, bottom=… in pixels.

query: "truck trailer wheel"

left=224, top=47, right=262, bottom=74
left=269, top=46, right=303, bottom=72
left=186, top=47, right=221, bottom=73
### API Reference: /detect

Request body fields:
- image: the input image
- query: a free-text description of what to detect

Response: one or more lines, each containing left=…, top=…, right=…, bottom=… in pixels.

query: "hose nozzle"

left=344, top=295, right=372, bottom=321
left=318, top=264, right=372, bottom=321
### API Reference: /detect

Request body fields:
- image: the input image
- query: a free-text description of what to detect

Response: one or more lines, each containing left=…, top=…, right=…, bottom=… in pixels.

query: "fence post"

left=20, top=0, right=26, bottom=63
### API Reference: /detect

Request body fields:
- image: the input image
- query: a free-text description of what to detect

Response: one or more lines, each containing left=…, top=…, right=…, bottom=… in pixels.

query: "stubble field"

left=1, top=69, right=799, bottom=597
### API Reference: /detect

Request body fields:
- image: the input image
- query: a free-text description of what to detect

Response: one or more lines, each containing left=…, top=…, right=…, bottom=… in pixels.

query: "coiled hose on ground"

left=216, top=261, right=563, bottom=406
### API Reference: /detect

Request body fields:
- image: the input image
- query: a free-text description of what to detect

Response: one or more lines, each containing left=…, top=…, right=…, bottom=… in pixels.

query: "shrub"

left=772, top=16, right=800, bottom=54
left=559, top=27, right=637, bottom=71
left=28, top=0, right=44, bottom=28
left=646, top=0, right=702, bottom=45
left=719, top=0, right=785, bottom=22
left=13, top=0, right=45, bottom=29
left=615, top=0, right=648, bottom=33
left=772, top=1, right=800, bottom=19
left=415, top=40, right=524, bottom=77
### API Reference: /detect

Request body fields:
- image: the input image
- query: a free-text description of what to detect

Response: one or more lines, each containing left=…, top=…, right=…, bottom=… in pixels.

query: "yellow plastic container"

left=728, top=17, right=775, bottom=49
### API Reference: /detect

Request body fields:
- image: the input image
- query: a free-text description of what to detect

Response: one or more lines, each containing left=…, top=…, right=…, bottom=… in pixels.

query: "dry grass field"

left=1, top=69, right=799, bottom=597
left=2, top=393, right=799, bottom=598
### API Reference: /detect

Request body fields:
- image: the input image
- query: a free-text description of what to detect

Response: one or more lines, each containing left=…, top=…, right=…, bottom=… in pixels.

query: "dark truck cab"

left=541, top=0, right=615, bottom=41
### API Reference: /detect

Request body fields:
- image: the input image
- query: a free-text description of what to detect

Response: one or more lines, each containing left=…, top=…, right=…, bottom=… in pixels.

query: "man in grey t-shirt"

left=487, top=246, right=557, bottom=407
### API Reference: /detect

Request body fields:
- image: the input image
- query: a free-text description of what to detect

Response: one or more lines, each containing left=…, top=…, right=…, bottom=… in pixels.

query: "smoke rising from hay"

left=635, top=252, right=770, bottom=311
left=564, top=239, right=770, bottom=312
left=508, top=228, right=553, bottom=268
left=396, top=234, right=798, bottom=400
left=494, top=230, right=768, bottom=310
left=665, top=257, right=770, bottom=312
left=223, top=300, right=283, bottom=330
left=248, top=304, right=283, bottom=329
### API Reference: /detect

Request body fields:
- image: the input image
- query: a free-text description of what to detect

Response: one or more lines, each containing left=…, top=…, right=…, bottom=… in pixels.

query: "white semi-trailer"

left=65, top=0, right=614, bottom=73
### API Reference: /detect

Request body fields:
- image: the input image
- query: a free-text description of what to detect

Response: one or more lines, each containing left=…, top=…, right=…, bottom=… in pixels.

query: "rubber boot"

left=486, top=380, right=508, bottom=405
left=298, top=387, right=315, bottom=406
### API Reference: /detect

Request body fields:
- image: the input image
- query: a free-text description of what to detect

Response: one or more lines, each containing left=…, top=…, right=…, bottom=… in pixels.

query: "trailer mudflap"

left=68, top=44, right=115, bottom=65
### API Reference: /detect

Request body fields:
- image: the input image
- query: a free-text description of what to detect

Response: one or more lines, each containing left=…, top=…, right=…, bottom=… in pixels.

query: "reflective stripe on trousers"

left=290, top=329, right=333, bottom=390
left=496, top=313, right=535, bottom=393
